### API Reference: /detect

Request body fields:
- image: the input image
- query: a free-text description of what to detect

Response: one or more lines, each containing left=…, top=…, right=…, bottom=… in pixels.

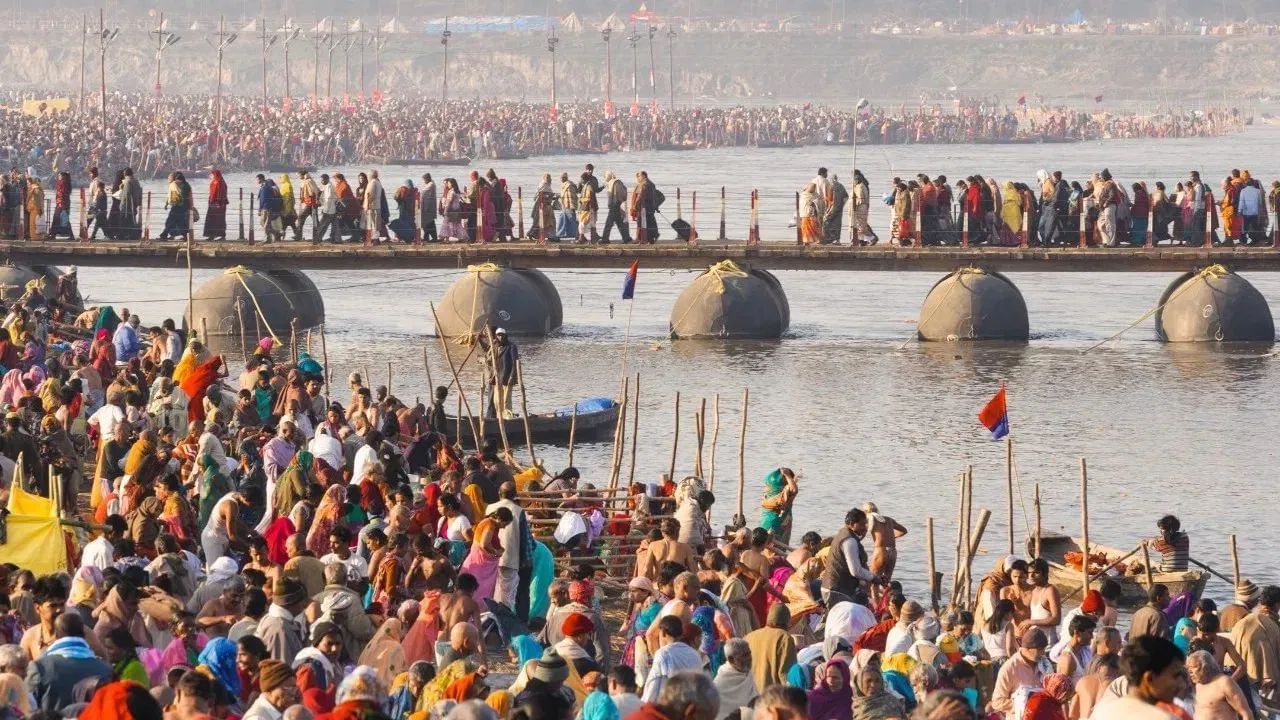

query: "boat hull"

left=1031, top=533, right=1208, bottom=609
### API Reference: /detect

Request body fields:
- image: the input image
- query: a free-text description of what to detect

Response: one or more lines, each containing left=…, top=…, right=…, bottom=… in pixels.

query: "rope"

left=1082, top=264, right=1227, bottom=354
left=897, top=267, right=977, bottom=350
left=227, top=266, right=283, bottom=344
left=668, top=260, right=751, bottom=335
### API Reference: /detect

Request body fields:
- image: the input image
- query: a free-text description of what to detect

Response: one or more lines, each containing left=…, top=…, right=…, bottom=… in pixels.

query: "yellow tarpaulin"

left=21, top=98, right=71, bottom=117
left=3, top=482, right=69, bottom=575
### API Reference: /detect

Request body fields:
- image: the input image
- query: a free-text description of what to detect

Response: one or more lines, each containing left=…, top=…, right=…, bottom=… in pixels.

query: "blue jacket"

left=257, top=181, right=281, bottom=213
left=113, top=322, right=139, bottom=361
left=1237, top=185, right=1263, bottom=216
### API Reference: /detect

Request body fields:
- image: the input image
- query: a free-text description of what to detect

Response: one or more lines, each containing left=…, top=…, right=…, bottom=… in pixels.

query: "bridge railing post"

left=689, top=190, right=698, bottom=246
left=961, top=210, right=970, bottom=248
left=1272, top=205, right=1279, bottom=249
left=516, top=186, right=525, bottom=240
left=1203, top=192, right=1213, bottom=249
left=719, top=186, right=726, bottom=241
left=1019, top=209, right=1029, bottom=248
left=238, top=188, right=245, bottom=241
left=538, top=191, right=547, bottom=245
left=1078, top=197, right=1086, bottom=248
left=142, top=191, right=151, bottom=243
left=248, top=192, right=256, bottom=244
left=794, top=192, right=801, bottom=245
left=188, top=205, right=195, bottom=243
left=78, top=187, right=88, bottom=242
left=1145, top=206, right=1154, bottom=249
left=747, top=189, right=760, bottom=245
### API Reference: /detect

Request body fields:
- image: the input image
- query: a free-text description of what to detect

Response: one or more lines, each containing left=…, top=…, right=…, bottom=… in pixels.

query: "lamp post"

left=602, top=27, right=613, bottom=118
left=628, top=25, right=640, bottom=115
left=206, top=15, right=237, bottom=160
left=666, top=26, right=676, bottom=109
left=342, top=28, right=354, bottom=105
left=646, top=24, right=657, bottom=114
left=441, top=16, right=452, bottom=102
left=279, top=21, right=302, bottom=110
left=96, top=9, right=120, bottom=142
left=852, top=96, right=868, bottom=178
left=151, top=12, right=180, bottom=118
left=80, top=13, right=87, bottom=109
left=325, top=32, right=339, bottom=101
left=309, top=28, right=328, bottom=105
left=372, top=23, right=386, bottom=100
left=258, top=19, right=280, bottom=113
left=547, top=26, right=560, bottom=120
left=357, top=21, right=370, bottom=101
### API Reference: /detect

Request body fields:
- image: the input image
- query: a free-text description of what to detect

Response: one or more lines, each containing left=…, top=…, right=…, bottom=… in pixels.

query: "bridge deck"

left=3, top=239, right=1279, bottom=272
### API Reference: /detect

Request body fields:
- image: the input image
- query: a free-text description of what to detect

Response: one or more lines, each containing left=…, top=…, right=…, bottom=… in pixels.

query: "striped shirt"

left=1152, top=532, right=1189, bottom=572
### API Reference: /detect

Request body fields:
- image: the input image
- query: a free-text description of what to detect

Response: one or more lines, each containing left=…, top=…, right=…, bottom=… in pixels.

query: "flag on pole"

left=621, top=260, right=639, bottom=299
left=977, top=386, right=1009, bottom=439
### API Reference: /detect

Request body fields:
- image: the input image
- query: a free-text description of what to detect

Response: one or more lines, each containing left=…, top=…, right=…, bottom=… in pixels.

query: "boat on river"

left=449, top=398, right=619, bottom=445
left=1030, top=532, right=1208, bottom=609
left=377, top=156, right=472, bottom=167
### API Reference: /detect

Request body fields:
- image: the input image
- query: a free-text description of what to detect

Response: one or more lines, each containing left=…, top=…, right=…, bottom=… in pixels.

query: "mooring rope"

left=897, top=267, right=977, bottom=350
left=1081, top=264, right=1226, bottom=354
left=226, top=266, right=283, bottom=345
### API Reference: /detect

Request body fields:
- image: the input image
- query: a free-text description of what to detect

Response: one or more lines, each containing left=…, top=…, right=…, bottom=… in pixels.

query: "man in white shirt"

left=315, top=174, right=338, bottom=244
left=610, top=666, right=643, bottom=718
left=1091, top=636, right=1182, bottom=720
left=824, top=593, right=878, bottom=653
left=642, top=615, right=703, bottom=702
left=308, top=425, right=343, bottom=473
left=162, top=319, right=184, bottom=363
left=80, top=515, right=127, bottom=571
left=350, top=429, right=379, bottom=484
left=87, top=394, right=125, bottom=440
left=489, top=481, right=527, bottom=611
left=318, top=526, right=370, bottom=581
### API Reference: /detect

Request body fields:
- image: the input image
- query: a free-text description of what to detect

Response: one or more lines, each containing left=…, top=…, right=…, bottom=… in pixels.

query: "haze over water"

left=89, top=125, right=1280, bottom=601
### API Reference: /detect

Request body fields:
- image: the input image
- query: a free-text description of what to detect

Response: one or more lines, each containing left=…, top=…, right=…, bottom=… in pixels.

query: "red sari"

left=180, top=356, right=223, bottom=422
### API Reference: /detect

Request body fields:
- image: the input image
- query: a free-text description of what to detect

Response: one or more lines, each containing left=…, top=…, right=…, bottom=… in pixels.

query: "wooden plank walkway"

left=4, top=239, right=1280, bottom=272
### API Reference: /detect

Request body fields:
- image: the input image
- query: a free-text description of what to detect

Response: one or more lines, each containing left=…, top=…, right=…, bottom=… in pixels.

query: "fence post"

left=1203, top=192, right=1213, bottom=249
left=676, top=187, right=682, bottom=221
left=639, top=202, right=649, bottom=244
left=915, top=207, right=923, bottom=247
left=961, top=210, right=970, bottom=248
left=142, top=191, right=152, bottom=243
left=748, top=189, right=760, bottom=245
left=794, top=192, right=801, bottom=244
left=689, top=190, right=698, bottom=246
left=238, top=188, right=245, bottom=241
left=1273, top=206, right=1279, bottom=249
left=1145, top=206, right=1154, bottom=249
left=1019, top=209, right=1029, bottom=248
left=719, top=186, right=726, bottom=240
left=517, top=186, right=525, bottom=240
left=413, top=189, right=422, bottom=245
left=248, top=193, right=256, bottom=244
left=78, top=187, right=88, bottom=242
left=188, top=206, right=195, bottom=243
left=1078, top=198, right=1086, bottom=248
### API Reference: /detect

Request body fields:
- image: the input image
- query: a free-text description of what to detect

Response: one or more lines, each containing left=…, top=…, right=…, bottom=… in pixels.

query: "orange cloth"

left=180, top=356, right=223, bottom=422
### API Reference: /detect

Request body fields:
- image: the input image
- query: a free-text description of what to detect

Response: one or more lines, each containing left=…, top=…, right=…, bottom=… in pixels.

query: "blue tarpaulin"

left=423, top=16, right=553, bottom=33
left=554, top=397, right=616, bottom=417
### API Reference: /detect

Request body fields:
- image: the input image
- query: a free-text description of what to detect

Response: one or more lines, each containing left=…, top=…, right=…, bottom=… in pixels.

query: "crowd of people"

left=0, top=271, right=1277, bottom=720
left=797, top=166, right=1279, bottom=248
left=0, top=92, right=1242, bottom=182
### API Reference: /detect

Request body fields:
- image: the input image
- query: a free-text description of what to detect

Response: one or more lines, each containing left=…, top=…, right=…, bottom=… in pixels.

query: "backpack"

left=652, top=187, right=666, bottom=209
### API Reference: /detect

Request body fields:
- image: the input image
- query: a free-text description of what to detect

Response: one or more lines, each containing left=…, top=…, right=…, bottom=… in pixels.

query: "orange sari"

left=180, top=356, right=223, bottom=422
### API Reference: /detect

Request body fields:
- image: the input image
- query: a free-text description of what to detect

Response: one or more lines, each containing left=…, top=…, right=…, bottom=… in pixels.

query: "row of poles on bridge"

left=75, top=10, right=686, bottom=148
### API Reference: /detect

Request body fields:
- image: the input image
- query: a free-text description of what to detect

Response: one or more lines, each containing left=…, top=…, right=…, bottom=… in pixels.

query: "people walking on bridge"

left=255, top=174, right=284, bottom=244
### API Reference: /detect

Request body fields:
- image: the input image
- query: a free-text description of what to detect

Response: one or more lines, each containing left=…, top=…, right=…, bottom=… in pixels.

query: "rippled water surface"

left=87, top=126, right=1280, bottom=602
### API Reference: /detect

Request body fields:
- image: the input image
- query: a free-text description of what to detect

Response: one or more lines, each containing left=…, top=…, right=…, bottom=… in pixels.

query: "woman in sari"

left=458, top=507, right=512, bottom=603
left=307, top=482, right=349, bottom=557
left=852, top=667, right=904, bottom=720
left=195, top=452, right=233, bottom=529
left=120, top=431, right=159, bottom=516
left=158, top=477, right=198, bottom=549
left=532, top=174, right=555, bottom=239
left=91, top=329, right=116, bottom=382
left=759, top=468, right=798, bottom=544
left=179, top=355, right=224, bottom=423
left=808, top=658, right=853, bottom=720
left=438, top=178, right=466, bottom=241
left=358, top=618, right=407, bottom=688
left=273, top=450, right=313, bottom=526
left=204, top=170, right=228, bottom=240
left=437, top=493, right=472, bottom=566
left=1000, top=180, right=1024, bottom=245
left=799, top=183, right=825, bottom=246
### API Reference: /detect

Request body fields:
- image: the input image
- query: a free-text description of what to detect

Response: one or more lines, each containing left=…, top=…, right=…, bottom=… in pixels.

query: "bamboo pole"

left=567, top=404, right=578, bottom=467
left=422, top=346, right=435, bottom=397
left=735, top=388, right=748, bottom=524
left=960, top=509, right=993, bottom=609
left=515, top=359, right=537, bottom=467
left=1230, top=534, right=1240, bottom=588
left=964, top=465, right=974, bottom=603
left=386, top=360, right=392, bottom=396
left=1080, top=457, right=1090, bottom=594
left=1141, top=541, right=1155, bottom=591
left=927, top=517, right=938, bottom=611
left=455, top=395, right=463, bottom=449
left=1033, top=482, right=1042, bottom=559
left=608, top=376, right=630, bottom=489
left=1006, top=436, right=1015, bottom=555
left=628, top=373, right=640, bottom=486
left=429, top=302, right=481, bottom=448
left=694, top=397, right=706, bottom=478
left=320, top=323, right=330, bottom=397
left=668, top=392, right=681, bottom=482
left=953, top=472, right=966, bottom=605
left=709, top=393, right=720, bottom=492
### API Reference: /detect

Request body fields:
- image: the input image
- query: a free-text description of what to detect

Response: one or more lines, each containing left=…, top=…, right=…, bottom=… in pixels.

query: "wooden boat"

left=654, top=143, right=699, bottom=151
left=752, top=140, right=803, bottom=149
left=1030, top=532, right=1209, bottom=609
left=448, top=399, right=619, bottom=445
left=490, top=151, right=530, bottom=160
left=264, top=163, right=318, bottom=175
left=379, top=157, right=472, bottom=167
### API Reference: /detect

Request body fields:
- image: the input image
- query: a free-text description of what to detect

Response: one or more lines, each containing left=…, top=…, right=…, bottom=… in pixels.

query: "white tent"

left=560, top=12, right=583, bottom=32
left=313, top=17, right=339, bottom=33
left=241, top=18, right=260, bottom=33
left=600, top=13, right=627, bottom=31
left=189, top=21, right=204, bottom=32
left=348, top=18, right=366, bottom=32
left=382, top=17, right=410, bottom=34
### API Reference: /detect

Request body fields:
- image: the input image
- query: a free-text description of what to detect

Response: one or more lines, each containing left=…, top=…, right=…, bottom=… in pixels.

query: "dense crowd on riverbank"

left=0, top=93, right=1241, bottom=180
left=0, top=287, right=1277, bottom=720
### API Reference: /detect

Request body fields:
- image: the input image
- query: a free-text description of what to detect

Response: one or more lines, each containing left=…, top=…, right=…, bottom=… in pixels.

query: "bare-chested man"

left=645, top=572, right=701, bottom=650
left=438, top=572, right=484, bottom=634
left=738, top=527, right=776, bottom=626
left=637, top=518, right=696, bottom=580
left=864, top=503, right=908, bottom=581
left=405, top=534, right=454, bottom=594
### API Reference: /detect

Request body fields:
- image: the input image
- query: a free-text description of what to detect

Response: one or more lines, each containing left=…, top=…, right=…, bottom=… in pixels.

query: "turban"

left=258, top=660, right=294, bottom=692
left=337, top=666, right=385, bottom=704
left=568, top=580, right=594, bottom=605
left=561, top=612, right=594, bottom=637
left=1081, top=590, right=1105, bottom=615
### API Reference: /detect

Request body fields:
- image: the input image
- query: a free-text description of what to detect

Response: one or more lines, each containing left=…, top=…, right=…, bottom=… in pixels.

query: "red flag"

left=1094, top=95, right=1103, bottom=103
left=1016, top=95, right=1026, bottom=105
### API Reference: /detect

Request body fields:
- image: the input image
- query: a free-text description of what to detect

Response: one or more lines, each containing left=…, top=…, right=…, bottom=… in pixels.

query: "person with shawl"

left=316, top=665, right=386, bottom=720
left=759, top=468, right=797, bottom=544
left=714, top=639, right=759, bottom=720
left=307, top=482, right=350, bottom=557
left=438, top=178, right=466, bottom=241
left=93, top=584, right=151, bottom=651
left=180, top=355, right=224, bottom=423
left=172, top=339, right=210, bottom=387
left=195, top=452, right=233, bottom=529
left=92, top=328, right=117, bottom=381
left=273, top=449, right=312, bottom=527
left=358, top=618, right=407, bottom=689
left=459, top=506, right=512, bottom=603
left=1023, top=672, right=1072, bottom=720
left=975, top=556, right=1016, bottom=632
left=880, top=652, right=917, bottom=710
left=419, top=656, right=477, bottom=712
left=999, top=180, right=1024, bottom=245
left=204, top=170, right=229, bottom=240
left=745, top=604, right=798, bottom=690
left=197, top=637, right=242, bottom=703
left=127, top=497, right=164, bottom=558
left=442, top=669, right=488, bottom=704
left=852, top=666, right=905, bottom=720
left=279, top=173, right=297, bottom=236
left=389, top=661, right=434, bottom=720
left=799, top=183, right=826, bottom=246
left=809, top=658, right=854, bottom=720
left=691, top=589, right=734, bottom=675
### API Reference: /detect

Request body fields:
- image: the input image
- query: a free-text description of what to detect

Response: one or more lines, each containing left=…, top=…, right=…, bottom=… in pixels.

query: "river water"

left=82, top=125, right=1280, bottom=602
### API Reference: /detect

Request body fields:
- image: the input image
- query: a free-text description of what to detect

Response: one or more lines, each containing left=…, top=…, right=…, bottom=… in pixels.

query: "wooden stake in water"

left=1230, top=534, right=1241, bottom=588
left=709, top=393, right=720, bottom=492
left=628, top=373, right=640, bottom=486
left=927, top=516, right=938, bottom=611
left=430, top=302, right=481, bottom=449
left=516, top=359, right=536, bottom=467
left=1007, top=436, right=1015, bottom=554
left=1080, top=457, right=1090, bottom=594
left=735, top=388, right=748, bottom=524
left=320, top=323, right=330, bottom=397
left=1034, top=482, right=1042, bottom=559
left=567, top=404, right=578, bottom=467
left=668, top=392, right=681, bottom=482
left=422, top=346, right=435, bottom=398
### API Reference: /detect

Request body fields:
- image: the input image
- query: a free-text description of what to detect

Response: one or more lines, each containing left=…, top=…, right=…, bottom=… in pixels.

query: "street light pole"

left=258, top=19, right=279, bottom=114
left=441, top=16, right=451, bottom=102
left=326, top=33, right=338, bottom=101
left=309, top=29, right=326, bottom=105
left=97, top=9, right=119, bottom=142
left=280, top=21, right=301, bottom=110
left=646, top=24, right=657, bottom=114
left=79, top=13, right=87, bottom=109
left=602, top=27, right=613, bottom=117
left=628, top=25, right=639, bottom=115
left=207, top=15, right=237, bottom=161
left=666, top=26, right=676, bottom=109
left=342, top=28, right=353, bottom=104
left=547, top=25, right=560, bottom=119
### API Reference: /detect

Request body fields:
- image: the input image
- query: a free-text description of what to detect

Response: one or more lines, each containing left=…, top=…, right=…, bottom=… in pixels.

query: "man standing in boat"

left=483, top=327, right=519, bottom=420
left=1150, top=514, right=1189, bottom=572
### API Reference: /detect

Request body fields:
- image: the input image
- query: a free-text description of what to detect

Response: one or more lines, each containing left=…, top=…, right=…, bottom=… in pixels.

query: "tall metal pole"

left=208, top=16, right=236, bottom=162
left=441, top=17, right=451, bottom=102
left=602, top=27, right=613, bottom=117
left=547, top=26, right=559, bottom=117
left=357, top=22, right=368, bottom=100
left=666, top=26, right=676, bottom=108
left=646, top=24, right=657, bottom=114
left=98, top=9, right=108, bottom=141
left=79, top=14, right=87, bottom=109
left=258, top=19, right=278, bottom=113
left=326, top=33, right=337, bottom=100
left=373, top=22, right=383, bottom=97
left=628, top=25, right=639, bottom=114
left=152, top=12, right=164, bottom=118
left=281, top=23, right=301, bottom=108
left=310, top=30, right=324, bottom=104
left=342, top=29, right=352, bottom=102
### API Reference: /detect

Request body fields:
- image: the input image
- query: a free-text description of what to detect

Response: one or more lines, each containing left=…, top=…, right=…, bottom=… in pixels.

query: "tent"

left=1063, top=10, right=1085, bottom=25
left=600, top=13, right=628, bottom=31
left=382, top=18, right=410, bottom=34
left=313, top=17, right=339, bottom=34
left=561, top=12, right=583, bottom=33
left=4, top=478, right=71, bottom=576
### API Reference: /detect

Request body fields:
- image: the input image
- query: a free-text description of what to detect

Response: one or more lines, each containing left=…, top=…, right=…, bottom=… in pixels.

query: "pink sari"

left=401, top=590, right=441, bottom=664
left=459, top=518, right=501, bottom=603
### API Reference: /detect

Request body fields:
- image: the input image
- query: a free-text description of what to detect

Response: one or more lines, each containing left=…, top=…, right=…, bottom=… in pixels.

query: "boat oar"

left=1187, top=557, right=1234, bottom=586
left=1060, top=543, right=1145, bottom=602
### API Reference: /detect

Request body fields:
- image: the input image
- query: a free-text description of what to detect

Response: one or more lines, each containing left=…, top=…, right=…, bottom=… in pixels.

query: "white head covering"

left=207, top=556, right=239, bottom=584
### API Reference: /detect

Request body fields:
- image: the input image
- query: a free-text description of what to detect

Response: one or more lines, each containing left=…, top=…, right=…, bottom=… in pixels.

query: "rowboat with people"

left=1031, top=531, right=1209, bottom=608
left=448, top=397, right=620, bottom=446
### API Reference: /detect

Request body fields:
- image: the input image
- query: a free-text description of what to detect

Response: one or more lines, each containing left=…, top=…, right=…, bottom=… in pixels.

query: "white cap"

left=494, top=327, right=507, bottom=335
